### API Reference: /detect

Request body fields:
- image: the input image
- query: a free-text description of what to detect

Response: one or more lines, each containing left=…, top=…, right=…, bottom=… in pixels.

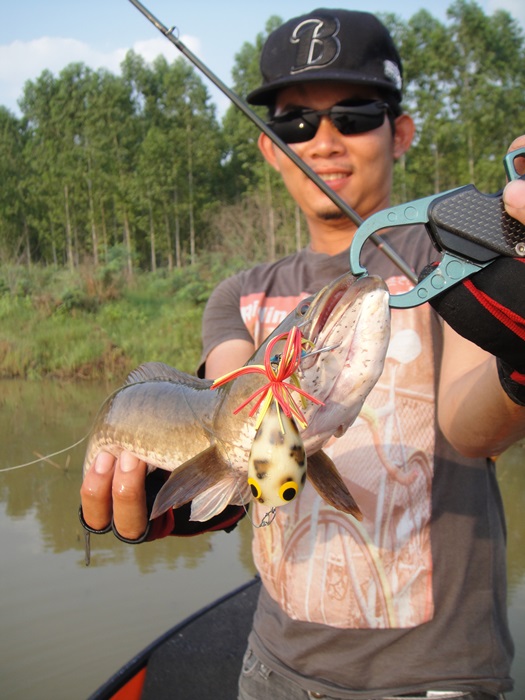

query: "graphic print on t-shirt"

left=243, top=275, right=436, bottom=629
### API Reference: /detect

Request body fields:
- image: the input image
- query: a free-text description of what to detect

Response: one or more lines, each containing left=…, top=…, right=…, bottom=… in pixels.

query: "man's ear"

left=258, top=132, right=281, bottom=172
left=393, top=113, right=415, bottom=160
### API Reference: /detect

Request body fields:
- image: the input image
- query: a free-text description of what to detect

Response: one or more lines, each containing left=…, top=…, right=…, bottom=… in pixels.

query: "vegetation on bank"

left=0, top=2, right=524, bottom=274
left=0, top=252, right=243, bottom=380
left=0, top=2, right=524, bottom=380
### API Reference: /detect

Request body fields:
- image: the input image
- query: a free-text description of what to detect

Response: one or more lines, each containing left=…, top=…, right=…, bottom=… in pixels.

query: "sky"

left=1, top=0, right=524, bottom=119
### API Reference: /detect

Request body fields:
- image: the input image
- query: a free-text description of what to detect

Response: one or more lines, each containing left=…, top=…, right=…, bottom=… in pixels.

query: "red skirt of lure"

left=211, top=326, right=324, bottom=429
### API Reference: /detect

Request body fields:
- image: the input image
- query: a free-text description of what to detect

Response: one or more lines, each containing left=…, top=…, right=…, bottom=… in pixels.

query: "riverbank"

left=0, top=258, right=230, bottom=380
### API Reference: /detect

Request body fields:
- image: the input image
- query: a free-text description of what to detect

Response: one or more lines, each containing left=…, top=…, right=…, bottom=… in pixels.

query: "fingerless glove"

left=429, top=257, right=525, bottom=404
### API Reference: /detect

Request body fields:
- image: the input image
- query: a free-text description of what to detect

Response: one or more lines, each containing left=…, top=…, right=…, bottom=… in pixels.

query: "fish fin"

left=307, top=450, right=363, bottom=521
left=150, top=445, right=233, bottom=520
left=125, top=362, right=213, bottom=390
left=190, top=477, right=244, bottom=522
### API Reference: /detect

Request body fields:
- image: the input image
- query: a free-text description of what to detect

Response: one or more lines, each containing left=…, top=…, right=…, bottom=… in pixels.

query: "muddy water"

left=0, top=379, right=523, bottom=699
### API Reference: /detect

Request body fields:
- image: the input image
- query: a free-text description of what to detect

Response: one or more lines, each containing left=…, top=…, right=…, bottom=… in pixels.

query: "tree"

left=222, top=15, right=282, bottom=198
left=0, top=108, right=33, bottom=264
left=445, top=0, right=525, bottom=190
left=1, top=3, right=523, bottom=271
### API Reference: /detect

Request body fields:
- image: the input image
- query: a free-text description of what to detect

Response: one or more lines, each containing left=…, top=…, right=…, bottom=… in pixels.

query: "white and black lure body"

left=247, top=402, right=307, bottom=509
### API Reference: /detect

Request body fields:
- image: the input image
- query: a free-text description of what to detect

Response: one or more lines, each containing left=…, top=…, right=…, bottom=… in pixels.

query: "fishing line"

left=0, top=436, right=88, bottom=473
left=0, top=381, right=132, bottom=474
left=1, top=374, right=196, bottom=475
left=271, top=342, right=341, bottom=366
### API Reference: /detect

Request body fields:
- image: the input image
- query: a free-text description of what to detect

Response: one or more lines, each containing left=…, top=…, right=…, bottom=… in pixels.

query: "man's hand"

left=80, top=451, right=149, bottom=541
left=431, top=140, right=525, bottom=404
left=430, top=257, right=525, bottom=373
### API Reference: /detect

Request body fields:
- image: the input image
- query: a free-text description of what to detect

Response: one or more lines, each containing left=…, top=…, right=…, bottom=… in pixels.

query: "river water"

left=0, top=379, right=524, bottom=699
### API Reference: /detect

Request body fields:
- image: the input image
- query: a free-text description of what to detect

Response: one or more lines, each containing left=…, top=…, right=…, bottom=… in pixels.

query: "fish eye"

left=279, top=481, right=298, bottom=502
left=248, top=478, right=262, bottom=500
left=298, top=301, right=311, bottom=316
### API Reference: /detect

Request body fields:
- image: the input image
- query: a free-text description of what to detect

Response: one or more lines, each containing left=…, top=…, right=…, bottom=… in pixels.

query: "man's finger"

left=80, top=451, right=116, bottom=531
left=503, top=179, right=525, bottom=225
left=111, top=452, right=148, bottom=540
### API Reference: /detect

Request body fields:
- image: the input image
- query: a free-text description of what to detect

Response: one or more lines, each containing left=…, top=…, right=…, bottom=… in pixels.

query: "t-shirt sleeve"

left=198, top=273, right=253, bottom=377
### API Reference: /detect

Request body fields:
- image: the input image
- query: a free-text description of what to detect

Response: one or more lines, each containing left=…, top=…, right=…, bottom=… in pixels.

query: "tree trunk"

left=100, top=201, right=108, bottom=263
left=24, top=218, right=32, bottom=268
left=149, top=197, right=156, bottom=272
left=164, top=209, right=173, bottom=272
left=123, top=209, right=133, bottom=278
left=187, top=123, right=195, bottom=265
left=174, top=187, right=181, bottom=268
left=87, top=177, right=99, bottom=267
left=64, top=184, right=74, bottom=271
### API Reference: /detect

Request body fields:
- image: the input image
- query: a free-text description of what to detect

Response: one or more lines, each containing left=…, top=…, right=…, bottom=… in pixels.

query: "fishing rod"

left=127, top=0, right=417, bottom=283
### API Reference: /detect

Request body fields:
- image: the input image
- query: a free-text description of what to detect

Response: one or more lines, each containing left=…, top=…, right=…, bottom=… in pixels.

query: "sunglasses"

left=267, top=100, right=389, bottom=144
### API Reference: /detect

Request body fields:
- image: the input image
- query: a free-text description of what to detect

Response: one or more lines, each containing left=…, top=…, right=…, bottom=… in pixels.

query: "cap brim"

left=247, top=71, right=401, bottom=106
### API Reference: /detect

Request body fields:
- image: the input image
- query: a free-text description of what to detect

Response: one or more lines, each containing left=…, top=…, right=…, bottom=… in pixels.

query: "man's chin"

left=317, top=208, right=348, bottom=221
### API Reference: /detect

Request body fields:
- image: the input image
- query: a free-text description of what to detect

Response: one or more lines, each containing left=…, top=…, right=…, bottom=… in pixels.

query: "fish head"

left=287, top=273, right=390, bottom=453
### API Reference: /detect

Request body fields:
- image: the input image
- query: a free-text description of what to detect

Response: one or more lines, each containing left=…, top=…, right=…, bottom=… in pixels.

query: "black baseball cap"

left=247, top=9, right=403, bottom=107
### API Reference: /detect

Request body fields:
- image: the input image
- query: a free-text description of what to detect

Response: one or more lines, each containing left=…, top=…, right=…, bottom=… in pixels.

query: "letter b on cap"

left=290, top=18, right=340, bottom=74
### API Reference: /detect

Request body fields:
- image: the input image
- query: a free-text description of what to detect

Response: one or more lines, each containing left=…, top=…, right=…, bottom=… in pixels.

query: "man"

left=81, top=9, right=525, bottom=699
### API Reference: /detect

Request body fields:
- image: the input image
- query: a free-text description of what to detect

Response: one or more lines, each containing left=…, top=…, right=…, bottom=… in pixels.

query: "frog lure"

left=211, top=326, right=323, bottom=515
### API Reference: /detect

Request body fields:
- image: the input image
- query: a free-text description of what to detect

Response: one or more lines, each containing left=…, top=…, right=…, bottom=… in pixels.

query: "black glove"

left=429, top=257, right=525, bottom=405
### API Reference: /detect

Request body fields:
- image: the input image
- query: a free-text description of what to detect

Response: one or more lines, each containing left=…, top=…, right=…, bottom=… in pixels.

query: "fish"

left=82, top=273, right=391, bottom=523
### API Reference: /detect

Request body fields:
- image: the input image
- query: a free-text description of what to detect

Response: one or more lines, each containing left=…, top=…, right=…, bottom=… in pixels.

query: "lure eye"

left=248, top=477, right=262, bottom=500
left=279, top=481, right=299, bottom=503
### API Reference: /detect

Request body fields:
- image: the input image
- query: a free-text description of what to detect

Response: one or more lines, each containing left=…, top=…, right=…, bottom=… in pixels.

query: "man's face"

left=261, top=82, right=404, bottom=230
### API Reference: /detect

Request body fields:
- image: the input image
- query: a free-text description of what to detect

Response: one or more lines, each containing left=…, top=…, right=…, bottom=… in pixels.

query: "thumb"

left=503, top=179, right=525, bottom=225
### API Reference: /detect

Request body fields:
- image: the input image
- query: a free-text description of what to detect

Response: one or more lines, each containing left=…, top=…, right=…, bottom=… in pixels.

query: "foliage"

left=0, top=2, right=524, bottom=379
left=384, top=2, right=525, bottom=200
left=0, top=259, right=239, bottom=379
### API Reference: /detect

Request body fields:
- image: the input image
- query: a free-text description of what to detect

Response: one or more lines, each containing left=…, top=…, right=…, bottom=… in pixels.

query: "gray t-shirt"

left=201, top=226, right=513, bottom=697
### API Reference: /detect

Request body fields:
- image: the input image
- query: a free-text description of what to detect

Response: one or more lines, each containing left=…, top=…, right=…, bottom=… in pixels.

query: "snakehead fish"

left=82, top=273, right=390, bottom=522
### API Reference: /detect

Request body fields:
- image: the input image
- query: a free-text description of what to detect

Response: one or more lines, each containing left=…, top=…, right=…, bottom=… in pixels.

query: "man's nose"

left=307, top=115, right=345, bottom=154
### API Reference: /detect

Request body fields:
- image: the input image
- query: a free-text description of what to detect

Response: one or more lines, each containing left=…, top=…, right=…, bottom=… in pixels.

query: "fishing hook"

left=258, top=508, right=277, bottom=528
left=270, top=342, right=341, bottom=366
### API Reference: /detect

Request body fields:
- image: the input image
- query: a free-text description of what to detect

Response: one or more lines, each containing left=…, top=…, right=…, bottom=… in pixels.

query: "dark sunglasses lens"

left=270, top=113, right=319, bottom=144
left=269, top=102, right=387, bottom=143
left=332, top=103, right=387, bottom=135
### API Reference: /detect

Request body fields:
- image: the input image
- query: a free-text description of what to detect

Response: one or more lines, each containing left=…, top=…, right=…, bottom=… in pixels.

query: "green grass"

left=0, top=259, right=230, bottom=380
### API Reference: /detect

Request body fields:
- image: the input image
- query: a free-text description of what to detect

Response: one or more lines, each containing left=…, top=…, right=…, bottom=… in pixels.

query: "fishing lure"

left=211, top=327, right=323, bottom=510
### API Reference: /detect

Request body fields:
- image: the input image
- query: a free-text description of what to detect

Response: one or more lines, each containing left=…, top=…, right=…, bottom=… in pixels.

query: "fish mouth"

left=301, top=273, right=386, bottom=367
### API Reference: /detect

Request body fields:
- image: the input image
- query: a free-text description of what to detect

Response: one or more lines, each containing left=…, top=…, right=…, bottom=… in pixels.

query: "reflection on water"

left=0, top=379, right=256, bottom=699
left=0, top=380, right=524, bottom=699
left=0, top=379, right=255, bottom=574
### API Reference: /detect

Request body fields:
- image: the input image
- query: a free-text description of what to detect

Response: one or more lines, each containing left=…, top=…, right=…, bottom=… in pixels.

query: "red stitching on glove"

left=510, top=369, right=525, bottom=386
left=464, top=278, right=525, bottom=342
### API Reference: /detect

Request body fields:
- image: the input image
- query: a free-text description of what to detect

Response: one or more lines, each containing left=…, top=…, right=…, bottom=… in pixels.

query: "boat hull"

left=88, top=577, right=261, bottom=700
